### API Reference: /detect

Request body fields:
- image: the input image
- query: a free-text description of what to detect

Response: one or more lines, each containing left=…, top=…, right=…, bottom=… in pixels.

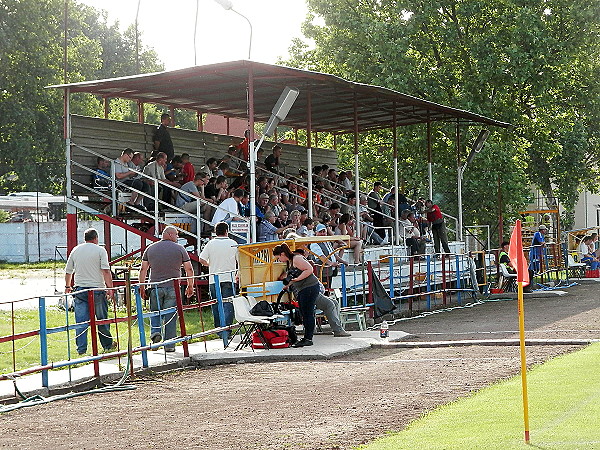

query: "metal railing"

left=0, top=270, right=234, bottom=391
left=70, top=143, right=250, bottom=242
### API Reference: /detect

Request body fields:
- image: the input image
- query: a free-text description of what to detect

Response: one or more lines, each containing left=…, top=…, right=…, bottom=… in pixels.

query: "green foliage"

left=284, top=0, right=600, bottom=234
left=0, top=0, right=164, bottom=195
left=0, top=209, right=9, bottom=223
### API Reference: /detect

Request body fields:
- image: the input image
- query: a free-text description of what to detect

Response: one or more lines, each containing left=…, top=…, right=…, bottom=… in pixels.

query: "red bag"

left=585, top=269, right=600, bottom=278
left=251, top=329, right=290, bottom=349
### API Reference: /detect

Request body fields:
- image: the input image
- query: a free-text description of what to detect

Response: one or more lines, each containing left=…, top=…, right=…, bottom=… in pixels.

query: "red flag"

left=509, top=220, right=530, bottom=286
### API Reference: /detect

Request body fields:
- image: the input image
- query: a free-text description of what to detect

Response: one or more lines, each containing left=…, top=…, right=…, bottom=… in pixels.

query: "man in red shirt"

left=425, top=199, right=450, bottom=254
left=181, top=153, right=195, bottom=184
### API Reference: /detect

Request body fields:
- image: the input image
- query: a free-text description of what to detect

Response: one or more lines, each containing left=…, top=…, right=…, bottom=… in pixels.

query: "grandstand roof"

left=49, top=60, right=510, bottom=133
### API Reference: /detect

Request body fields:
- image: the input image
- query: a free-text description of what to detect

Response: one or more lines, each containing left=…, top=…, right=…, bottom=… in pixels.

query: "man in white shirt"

left=65, top=228, right=115, bottom=355
left=114, top=148, right=150, bottom=210
left=143, top=152, right=181, bottom=204
left=211, top=188, right=244, bottom=225
left=199, top=222, right=239, bottom=341
left=578, top=235, right=600, bottom=270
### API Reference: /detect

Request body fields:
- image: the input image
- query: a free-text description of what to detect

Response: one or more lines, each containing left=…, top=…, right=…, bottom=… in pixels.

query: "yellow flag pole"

left=517, top=280, right=530, bottom=442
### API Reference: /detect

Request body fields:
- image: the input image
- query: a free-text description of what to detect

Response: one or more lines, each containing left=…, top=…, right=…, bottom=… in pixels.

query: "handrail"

left=70, top=143, right=249, bottom=242
left=255, top=164, right=397, bottom=225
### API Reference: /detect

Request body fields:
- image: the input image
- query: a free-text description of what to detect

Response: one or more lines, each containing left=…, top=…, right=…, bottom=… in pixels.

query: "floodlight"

left=263, top=87, right=300, bottom=137
left=466, top=129, right=490, bottom=166
left=472, top=129, right=490, bottom=153
left=214, top=0, right=233, bottom=10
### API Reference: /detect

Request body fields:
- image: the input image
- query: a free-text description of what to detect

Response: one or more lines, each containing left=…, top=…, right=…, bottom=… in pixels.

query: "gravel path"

left=0, top=281, right=598, bottom=449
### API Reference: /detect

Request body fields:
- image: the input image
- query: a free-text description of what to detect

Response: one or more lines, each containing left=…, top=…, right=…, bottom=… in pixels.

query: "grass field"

left=0, top=261, right=59, bottom=270
left=361, top=342, right=600, bottom=449
left=0, top=305, right=218, bottom=375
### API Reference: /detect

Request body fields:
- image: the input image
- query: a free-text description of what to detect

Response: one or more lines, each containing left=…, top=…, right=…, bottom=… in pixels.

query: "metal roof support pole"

left=393, top=106, right=400, bottom=246
left=197, top=111, right=203, bottom=132
left=137, top=100, right=144, bottom=123
left=65, top=88, right=77, bottom=256
left=248, top=65, right=257, bottom=243
left=226, top=116, right=230, bottom=135
left=353, top=95, right=360, bottom=239
left=427, top=115, right=433, bottom=200
left=103, top=97, right=109, bottom=119
left=456, top=119, right=463, bottom=241
left=306, top=91, right=313, bottom=219
left=169, top=106, right=175, bottom=126
left=497, top=174, right=503, bottom=246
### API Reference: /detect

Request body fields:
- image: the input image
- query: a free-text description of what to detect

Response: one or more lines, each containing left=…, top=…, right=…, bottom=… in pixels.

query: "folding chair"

left=499, top=264, right=517, bottom=292
left=226, top=296, right=281, bottom=351
left=567, top=254, right=586, bottom=278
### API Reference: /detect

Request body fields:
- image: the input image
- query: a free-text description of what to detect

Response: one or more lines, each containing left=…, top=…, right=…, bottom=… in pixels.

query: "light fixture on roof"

left=247, top=87, right=300, bottom=242
left=214, top=0, right=253, bottom=60
left=263, top=87, right=300, bottom=137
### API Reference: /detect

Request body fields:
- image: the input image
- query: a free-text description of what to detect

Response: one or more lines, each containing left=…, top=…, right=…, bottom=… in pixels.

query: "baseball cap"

left=315, top=223, right=327, bottom=233
left=259, top=193, right=269, bottom=199
left=538, top=224, right=547, bottom=230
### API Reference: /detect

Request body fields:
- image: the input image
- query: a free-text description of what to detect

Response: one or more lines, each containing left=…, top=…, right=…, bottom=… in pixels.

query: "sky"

left=78, top=0, right=310, bottom=70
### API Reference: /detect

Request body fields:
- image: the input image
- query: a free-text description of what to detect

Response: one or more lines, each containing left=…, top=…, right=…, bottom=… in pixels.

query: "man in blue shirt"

left=528, top=224, right=547, bottom=274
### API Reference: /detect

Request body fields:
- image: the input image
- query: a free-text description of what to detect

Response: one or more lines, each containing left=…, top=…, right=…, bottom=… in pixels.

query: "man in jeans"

left=65, top=228, right=115, bottom=356
left=139, top=226, right=194, bottom=352
left=425, top=199, right=450, bottom=254
left=199, top=222, right=239, bottom=341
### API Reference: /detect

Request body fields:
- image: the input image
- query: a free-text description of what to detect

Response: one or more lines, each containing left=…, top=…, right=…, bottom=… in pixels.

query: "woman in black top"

left=273, top=243, right=320, bottom=347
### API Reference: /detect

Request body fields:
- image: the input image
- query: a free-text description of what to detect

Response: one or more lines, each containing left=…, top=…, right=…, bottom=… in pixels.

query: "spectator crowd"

left=95, top=116, right=442, bottom=261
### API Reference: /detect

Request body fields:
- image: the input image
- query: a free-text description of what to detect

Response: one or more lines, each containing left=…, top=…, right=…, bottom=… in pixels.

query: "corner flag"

left=509, top=220, right=530, bottom=286
left=509, top=219, right=531, bottom=442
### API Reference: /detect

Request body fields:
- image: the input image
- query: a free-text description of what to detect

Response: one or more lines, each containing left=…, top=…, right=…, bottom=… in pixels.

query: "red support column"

left=174, top=280, right=189, bottom=357
left=67, top=213, right=77, bottom=256
left=87, top=290, right=100, bottom=378
left=137, top=101, right=144, bottom=123
left=248, top=66, right=255, bottom=140
left=104, top=220, right=111, bottom=261
left=197, top=111, right=203, bottom=131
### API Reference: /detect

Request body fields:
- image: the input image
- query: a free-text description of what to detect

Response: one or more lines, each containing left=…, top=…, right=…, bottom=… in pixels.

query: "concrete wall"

left=574, top=191, right=600, bottom=230
left=0, top=221, right=142, bottom=263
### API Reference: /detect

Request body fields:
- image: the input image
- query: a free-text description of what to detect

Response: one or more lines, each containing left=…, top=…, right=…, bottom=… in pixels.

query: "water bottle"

left=379, top=320, right=389, bottom=340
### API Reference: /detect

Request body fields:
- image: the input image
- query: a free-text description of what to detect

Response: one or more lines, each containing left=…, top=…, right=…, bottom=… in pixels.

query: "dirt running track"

left=1, top=282, right=599, bottom=449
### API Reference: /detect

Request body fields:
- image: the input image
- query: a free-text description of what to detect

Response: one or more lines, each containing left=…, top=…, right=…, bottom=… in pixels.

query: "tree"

left=284, top=0, right=600, bottom=233
left=0, top=0, right=164, bottom=194
left=0, top=0, right=65, bottom=194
